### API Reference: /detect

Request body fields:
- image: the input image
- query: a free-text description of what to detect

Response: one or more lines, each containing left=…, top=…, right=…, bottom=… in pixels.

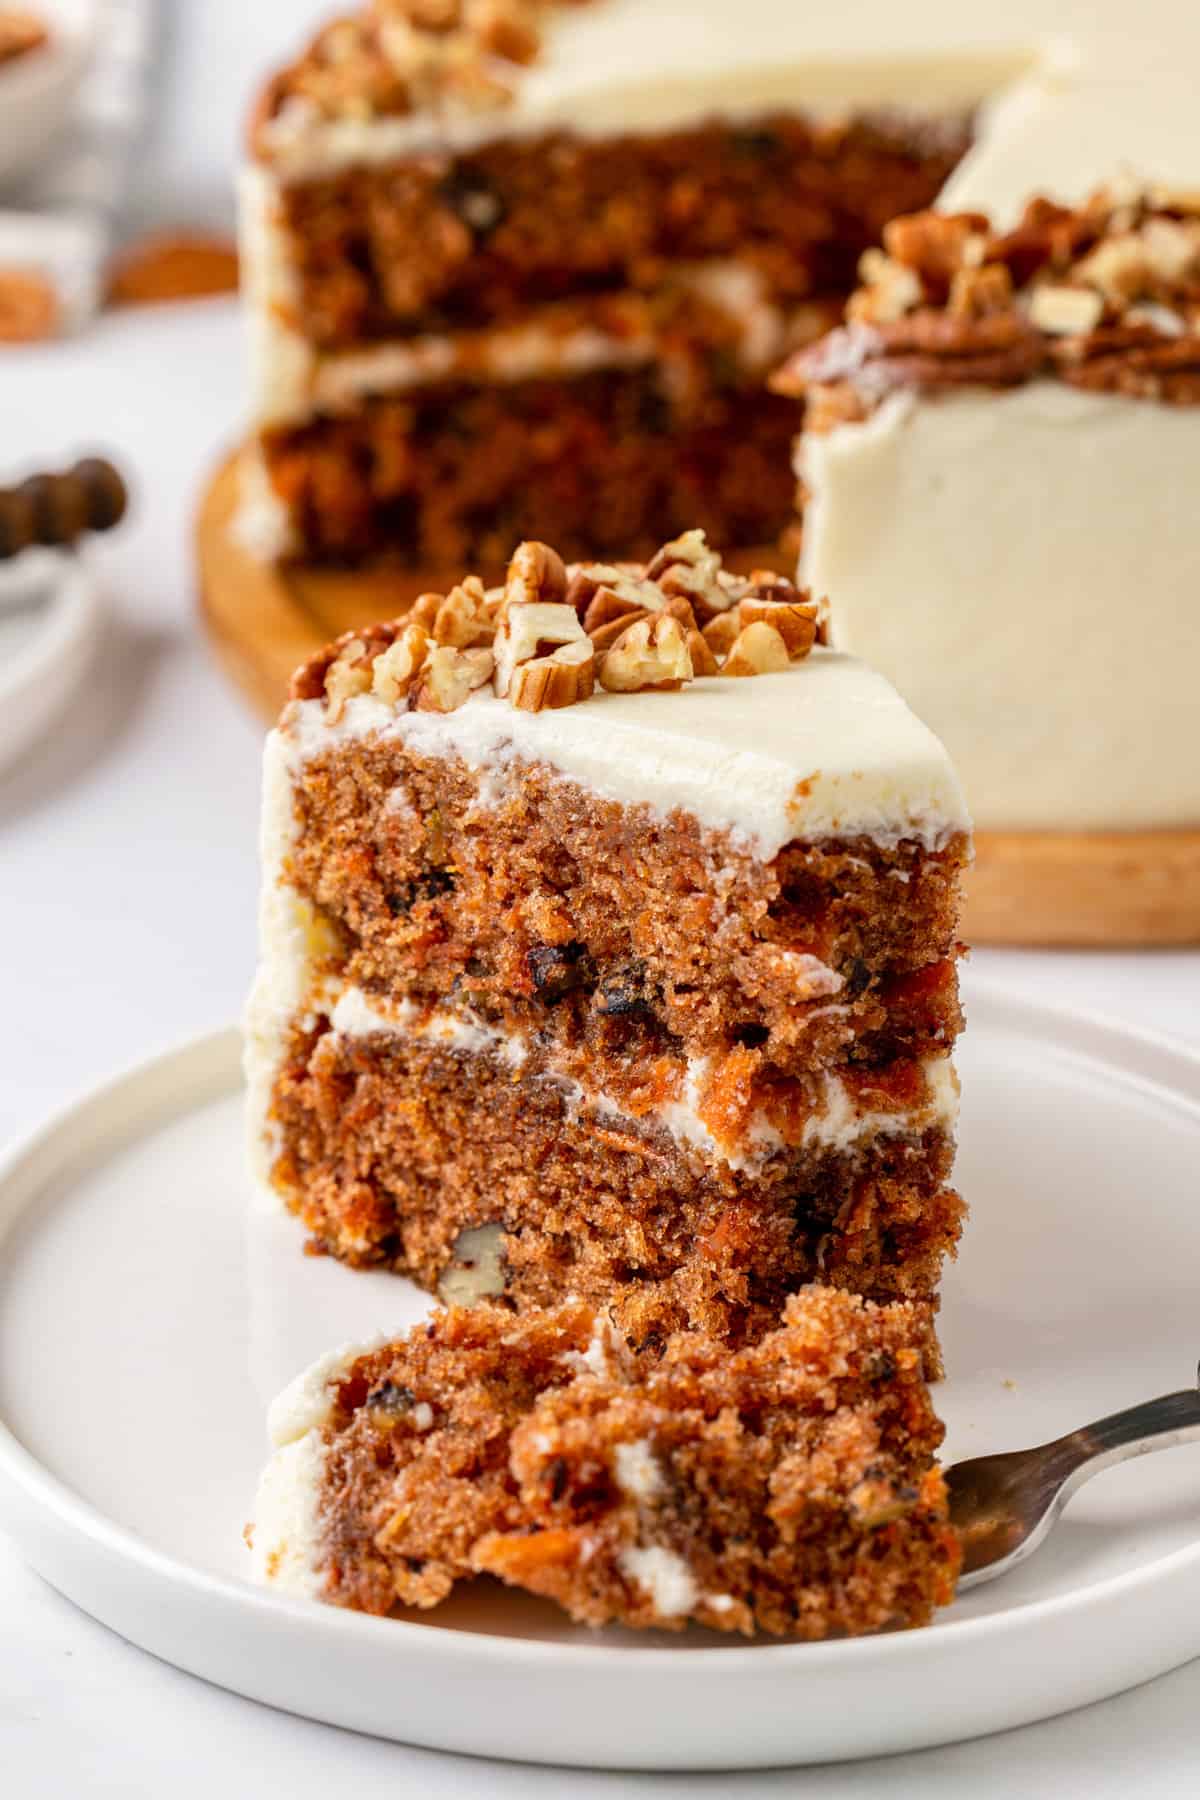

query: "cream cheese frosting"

left=282, top=647, right=970, bottom=859
left=799, top=386, right=1200, bottom=832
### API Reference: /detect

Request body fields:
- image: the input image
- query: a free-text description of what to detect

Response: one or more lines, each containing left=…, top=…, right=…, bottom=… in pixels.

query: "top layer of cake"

left=250, top=0, right=1200, bottom=212
left=251, top=0, right=1027, bottom=179
left=284, top=533, right=968, bottom=857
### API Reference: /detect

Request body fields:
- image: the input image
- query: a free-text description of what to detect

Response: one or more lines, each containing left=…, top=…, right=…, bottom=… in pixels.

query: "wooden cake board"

left=197, top=450, right=1200, bottom=948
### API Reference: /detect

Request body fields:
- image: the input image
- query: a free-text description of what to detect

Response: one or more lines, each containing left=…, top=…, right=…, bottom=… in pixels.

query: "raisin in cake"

left=245, top=530, right=971, bottom=1354
left=248, top=1287, right=961, bottom=1637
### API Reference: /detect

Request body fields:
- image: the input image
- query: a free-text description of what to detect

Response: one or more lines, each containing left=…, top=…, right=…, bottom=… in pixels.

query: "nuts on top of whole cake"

left=295, top=530, right=823, bottom=721
left=773, top=184, right=1200, bottom=421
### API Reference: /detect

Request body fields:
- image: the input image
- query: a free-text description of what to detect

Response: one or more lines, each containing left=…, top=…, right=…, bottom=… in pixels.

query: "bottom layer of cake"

left=266, top=1027, right=964, bottom=1354
left=259, top=367, right=801, bottom=568
left=249, top=1289, right=960, bottom=1638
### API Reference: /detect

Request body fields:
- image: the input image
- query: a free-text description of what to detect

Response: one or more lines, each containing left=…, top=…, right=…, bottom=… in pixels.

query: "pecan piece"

left=509, top=637, right=595, bottom=711
left=599, top=615, right=693, bottom=692
left=494, top=600, right=588, bottom=697
left=412, top=644, right=494, bottom=713
left=722, top=621, right=791, bottom=678
left=505, top=538, right=568, bottom=608
left=372, top=620, right=431, bottom=703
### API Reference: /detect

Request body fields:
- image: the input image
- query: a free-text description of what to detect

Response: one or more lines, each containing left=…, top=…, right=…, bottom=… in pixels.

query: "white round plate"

left=0, top=555, right=102, bottom=776
left=0, top=2, right=93, bottom=184
left=1, top=982, right=1200, bottom=1770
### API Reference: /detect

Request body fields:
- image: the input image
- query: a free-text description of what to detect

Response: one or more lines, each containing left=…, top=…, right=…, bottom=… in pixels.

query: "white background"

left=2, top=2, right=1199, bottom=1793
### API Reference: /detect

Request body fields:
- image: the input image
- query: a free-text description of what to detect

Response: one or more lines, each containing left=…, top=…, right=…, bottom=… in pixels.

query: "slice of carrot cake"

left=235, top=0, right=991, bottom=571
left=245, top=529, right=971, bottom=1353
left=248, top=1286, right=961, bottom=1637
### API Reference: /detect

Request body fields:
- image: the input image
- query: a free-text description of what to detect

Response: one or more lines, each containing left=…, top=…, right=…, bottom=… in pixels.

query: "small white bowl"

left=0, top=5, right=94, bottom=188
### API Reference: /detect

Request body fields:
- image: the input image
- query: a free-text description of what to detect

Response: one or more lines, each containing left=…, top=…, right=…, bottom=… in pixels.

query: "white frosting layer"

left=800, top=385, right=1200, bottom=832
left=241, top=146, right=791, bottom=431
left=311, top=983, right=958, bottom=1173
left=283, top=646, right=969, bottom=858
left=250, top=1333, right=392, bottom=1597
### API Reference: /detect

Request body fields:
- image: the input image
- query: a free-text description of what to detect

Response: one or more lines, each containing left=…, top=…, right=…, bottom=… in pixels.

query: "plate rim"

left=1, top=976, right=1200, bottom=1682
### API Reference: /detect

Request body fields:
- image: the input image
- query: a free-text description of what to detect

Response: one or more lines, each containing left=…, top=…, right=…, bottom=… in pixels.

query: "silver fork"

left=947, top=1370, right=1200, bottom=1591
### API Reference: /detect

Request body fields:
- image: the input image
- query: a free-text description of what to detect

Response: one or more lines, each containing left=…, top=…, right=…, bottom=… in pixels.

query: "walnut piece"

left=722, top=621, right=791, bottom=678
left=509, top=637, right=595, bottom=711
left=494, top=600, right=587, bottom=696
left=599, top=615, right=693, bottom=693
left=436, top=1222, right=507, bottom=1307
left=413, top=644, right=494, bottom=712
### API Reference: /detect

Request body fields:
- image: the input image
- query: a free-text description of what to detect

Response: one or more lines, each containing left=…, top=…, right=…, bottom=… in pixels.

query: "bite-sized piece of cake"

left=248, top=1287, right=961, bottom=1637
left=773, top=185, right=1200, bottom=833
left=245, top=530, right=971, bottom=1351
left=236, top=0, right=992, bottom=570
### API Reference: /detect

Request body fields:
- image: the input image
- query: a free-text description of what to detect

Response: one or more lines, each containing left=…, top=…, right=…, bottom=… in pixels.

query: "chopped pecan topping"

left=257, top=1, right=595, bottom=145
left=776, top=185, right=1200, bottom=420
left=293, top=527, right=829, bottom=731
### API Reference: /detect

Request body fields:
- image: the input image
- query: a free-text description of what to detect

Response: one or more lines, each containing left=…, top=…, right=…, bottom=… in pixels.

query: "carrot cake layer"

left=248, top=1287, right=960, bottom=1637
left=236, top=0, right=1003, bottom=567
left=246, top=531, right=970, bottom=1343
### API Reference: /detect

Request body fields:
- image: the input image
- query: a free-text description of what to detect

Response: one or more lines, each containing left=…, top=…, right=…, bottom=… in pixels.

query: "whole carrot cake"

left=248, top=1286, right=961, bottom=1637
left=245, top=529, right=971, bottom=1354
left=235, top=0, right=997, bottom=571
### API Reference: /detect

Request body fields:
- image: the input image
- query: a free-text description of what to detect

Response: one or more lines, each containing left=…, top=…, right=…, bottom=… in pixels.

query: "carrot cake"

left=235, top=0, right=1013, bottom=572
left=245, top=529, right=971, bottom=1354
left=773, top=185, right=1200, bottom=833
left=248, top=1286, right=961, bottom=1637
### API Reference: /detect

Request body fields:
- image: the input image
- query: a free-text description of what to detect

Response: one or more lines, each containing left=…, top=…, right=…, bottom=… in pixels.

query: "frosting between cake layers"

left=282, top=646, right=971, bottom=860
left=799, top=384, right=1200, bottom=832
left=319, top=983, right=960, bottom=1174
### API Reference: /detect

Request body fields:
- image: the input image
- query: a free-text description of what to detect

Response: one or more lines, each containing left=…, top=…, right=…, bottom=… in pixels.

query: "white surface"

left=0, top=4, right=1199, bottom=1792
left=800, top=384, right=1200, bottom=832
left=4, top=992, right=1200, bottom=1769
